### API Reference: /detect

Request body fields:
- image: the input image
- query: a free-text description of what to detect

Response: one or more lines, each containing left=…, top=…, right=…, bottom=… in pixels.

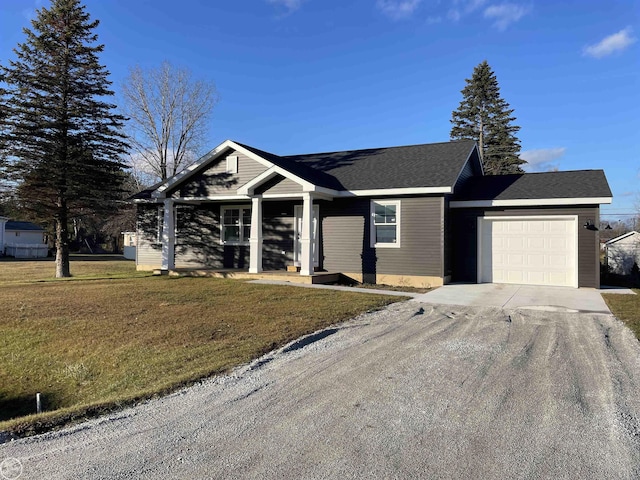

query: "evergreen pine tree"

left=450, top=61, right=525, bottom=175
left=1, top=0, right=128, bottom=277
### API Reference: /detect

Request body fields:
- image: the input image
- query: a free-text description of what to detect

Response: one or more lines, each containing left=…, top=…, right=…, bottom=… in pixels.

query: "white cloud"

left=483, top=3, right=530, bottom=30
left=448, top=0, right=486, bottom=22
left=583, top=27, right=636, bottom=59
left=377, top=0, right=422, bottom=20
left=267, top=0, right=304, bottom=13
left=521, top=147, right=566, bottom=172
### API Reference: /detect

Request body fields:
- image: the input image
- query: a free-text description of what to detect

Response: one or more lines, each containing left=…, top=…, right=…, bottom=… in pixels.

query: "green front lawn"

left=602, top=289, right=640, bottom=340
left=0, top=257, right=403, bottom=436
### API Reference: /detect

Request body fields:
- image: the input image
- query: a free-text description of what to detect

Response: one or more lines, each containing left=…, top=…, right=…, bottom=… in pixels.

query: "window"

left=221, top=206, right=251, bottom=245
left=226, top=155, right=238, bottom=174
left=371, top=200, right=400, bottom=248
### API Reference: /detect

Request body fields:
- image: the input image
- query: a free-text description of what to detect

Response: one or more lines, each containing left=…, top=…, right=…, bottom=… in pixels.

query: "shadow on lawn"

left=0, top=254, right=129, bottom=263
left=0, top=392, right=61, bottom=422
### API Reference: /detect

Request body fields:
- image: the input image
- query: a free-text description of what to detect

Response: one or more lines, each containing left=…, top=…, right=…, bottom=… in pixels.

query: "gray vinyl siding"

left=450, top=206, right=600, bottom=288
left=173, top=203, right=250, bottom=269
left=171, top=201, right=293, bottom=270
left=320, top=196, right=444, bottom=279
left=258, top=176, right=303, bottom=195
left=174, top=150, right=268, bottom=197
left=136, top=204, right=162, bottom=267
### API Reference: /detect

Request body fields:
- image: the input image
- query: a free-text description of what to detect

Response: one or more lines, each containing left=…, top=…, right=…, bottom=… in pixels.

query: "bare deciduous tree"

left=121, top=61, right=218, bottom=181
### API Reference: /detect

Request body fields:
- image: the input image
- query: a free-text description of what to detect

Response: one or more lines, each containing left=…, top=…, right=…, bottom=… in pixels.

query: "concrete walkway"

left=247, top=279, right=418, bottom=297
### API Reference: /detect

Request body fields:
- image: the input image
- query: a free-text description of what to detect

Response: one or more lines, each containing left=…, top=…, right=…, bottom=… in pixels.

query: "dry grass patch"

left=0, top=255, right=148, bottom=284
left=0, top=259, right=403, bottom=437
left=602, top=289, right=640, bottom=340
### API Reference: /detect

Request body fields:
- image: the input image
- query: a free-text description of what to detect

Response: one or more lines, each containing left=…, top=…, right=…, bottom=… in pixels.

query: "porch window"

left=221, top=206, right=251, bottom=245
left=371, top=200, right=400, bottom=248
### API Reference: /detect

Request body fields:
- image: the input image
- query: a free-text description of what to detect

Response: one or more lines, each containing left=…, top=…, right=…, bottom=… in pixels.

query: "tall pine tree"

left=450, top=61, right=525, bottom=175
left=1, top=0, right=128, bottom=277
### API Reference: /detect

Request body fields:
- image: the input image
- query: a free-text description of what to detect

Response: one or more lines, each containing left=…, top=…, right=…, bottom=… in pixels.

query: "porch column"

left=300, top=193, right=314, bottom=276
left=249, top=196, right=263, bottom=273
left=161, top=199, right=175, bottom=271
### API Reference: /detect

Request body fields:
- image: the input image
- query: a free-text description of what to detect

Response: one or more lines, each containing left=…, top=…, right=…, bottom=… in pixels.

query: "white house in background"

left=122, top=231, right=137, bottom=260
left=4, top=221, right=48, bottom=258
left=0, top=216, right=8, bottom=255
left=605, top=231, right=640, bottom=275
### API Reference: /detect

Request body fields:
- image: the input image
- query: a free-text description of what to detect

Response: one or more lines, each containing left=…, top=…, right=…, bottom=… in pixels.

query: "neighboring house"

left=132, top=139, right=612, bottom=288
left=4, top=221, right=48, bottom=258
left=605, top=231, right=640, bottom=275
left=0, top=216, right=7, bottom=255
left=122, top=231, right=137, bottom=260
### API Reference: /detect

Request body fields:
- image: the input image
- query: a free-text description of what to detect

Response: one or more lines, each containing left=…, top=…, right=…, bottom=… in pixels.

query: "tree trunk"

left=55, top=197, right=71, bottom=278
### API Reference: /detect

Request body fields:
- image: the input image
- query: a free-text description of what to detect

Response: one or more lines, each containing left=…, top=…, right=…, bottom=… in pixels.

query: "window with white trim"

left=221, top=206, right=251, bottom=245
left=226, top=155, right=238, bottom=174
left=371, top=200, right=400, bottom=248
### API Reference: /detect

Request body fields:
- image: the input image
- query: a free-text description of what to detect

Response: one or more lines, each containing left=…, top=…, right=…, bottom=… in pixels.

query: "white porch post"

left=161, top=199, right=175, bottom=271
left=300, top=193, right=314, bottom=276
left=249, top=196, right=263, bottom=273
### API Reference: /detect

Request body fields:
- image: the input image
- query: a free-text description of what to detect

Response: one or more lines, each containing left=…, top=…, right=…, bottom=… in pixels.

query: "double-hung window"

left=371, top=200, right=400, bottom=248
left=221, top=206, right=251, bottom=245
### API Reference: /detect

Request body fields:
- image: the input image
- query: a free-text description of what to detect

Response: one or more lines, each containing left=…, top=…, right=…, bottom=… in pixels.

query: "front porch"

left=160, top=192, right=323, bottom=279
left=159, top=268, right=341, bottom=285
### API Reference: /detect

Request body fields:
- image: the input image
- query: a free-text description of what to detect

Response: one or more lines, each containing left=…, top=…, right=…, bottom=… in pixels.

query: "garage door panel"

left=528, top=237, right=545, bottom=249
left=481, top=218, right=576, bottom=287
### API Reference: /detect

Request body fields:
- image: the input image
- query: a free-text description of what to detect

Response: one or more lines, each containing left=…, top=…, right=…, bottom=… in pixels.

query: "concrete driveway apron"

left=412, top=283, right=612, bottom=313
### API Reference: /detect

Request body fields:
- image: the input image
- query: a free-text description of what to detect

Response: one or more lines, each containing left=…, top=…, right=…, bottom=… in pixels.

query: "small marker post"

left=36, top=392, right=42, bottom=413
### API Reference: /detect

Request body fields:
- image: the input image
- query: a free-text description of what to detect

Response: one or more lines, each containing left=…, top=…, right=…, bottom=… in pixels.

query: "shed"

left=4, top=221, right=48, bottom=258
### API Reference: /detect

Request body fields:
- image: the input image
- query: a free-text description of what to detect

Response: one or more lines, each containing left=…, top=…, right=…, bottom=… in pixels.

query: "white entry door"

left=294, top=205, right=319, bottom=267
left=479, top=216, right=577, bottom=287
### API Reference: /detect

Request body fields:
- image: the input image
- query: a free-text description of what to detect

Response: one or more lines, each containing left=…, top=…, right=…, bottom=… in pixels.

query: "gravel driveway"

left=2, top=301, right=639, bottom=479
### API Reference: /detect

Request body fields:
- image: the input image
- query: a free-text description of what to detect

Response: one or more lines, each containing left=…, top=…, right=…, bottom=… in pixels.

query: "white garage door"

left=479, top=217, right=577, bottom=287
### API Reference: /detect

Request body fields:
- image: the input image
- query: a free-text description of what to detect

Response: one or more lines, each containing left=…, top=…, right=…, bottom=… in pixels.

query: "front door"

left=294, top=205, right=319, bottom=267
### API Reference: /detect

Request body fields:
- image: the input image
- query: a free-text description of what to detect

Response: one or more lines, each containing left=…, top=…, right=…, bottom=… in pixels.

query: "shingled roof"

left=5, top=221, right=44, bottom=231
left=132, top=139, right=479, bottom=199
left=453, top=170, right=612, bottom=201
left=284, top=140, right=477, bottom=190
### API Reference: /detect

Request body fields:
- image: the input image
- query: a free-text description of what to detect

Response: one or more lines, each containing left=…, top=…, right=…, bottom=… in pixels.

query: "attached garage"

left=478, top=216, right=578, bottom=287
left=450, top=170, right=613, bottom=289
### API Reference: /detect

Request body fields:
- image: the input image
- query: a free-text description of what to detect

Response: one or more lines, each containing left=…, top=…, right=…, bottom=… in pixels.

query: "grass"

left=0, top=257, right=403, bottom=437
left=602, top=289, right=640, bottom=340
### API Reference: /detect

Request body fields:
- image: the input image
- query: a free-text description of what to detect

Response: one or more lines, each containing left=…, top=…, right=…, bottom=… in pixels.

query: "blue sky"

left=1, top=0, right=638, bottom=219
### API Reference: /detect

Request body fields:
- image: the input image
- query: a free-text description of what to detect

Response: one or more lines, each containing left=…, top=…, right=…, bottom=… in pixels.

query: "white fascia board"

left=605, top=231, right=639, bottom=245
left=153, top=139, right=239, bottom=198
left=449, top=197, right=613, bottom=208
left=132, top=198, right=163, bottom=204
left=337, top=186, right=452, bottom=197
left=238, top=164, right=318, bottom=195
left=178, top=195, right=251, bottom=202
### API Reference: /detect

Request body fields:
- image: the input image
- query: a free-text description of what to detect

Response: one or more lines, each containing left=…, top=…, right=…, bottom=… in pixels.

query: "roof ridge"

left=282, top=139, right=474, bottom=159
